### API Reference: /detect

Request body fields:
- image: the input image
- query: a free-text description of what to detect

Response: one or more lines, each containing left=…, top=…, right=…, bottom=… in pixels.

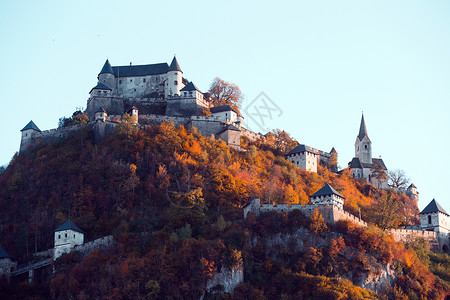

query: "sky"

left=0, top=1, right=449, bottom=212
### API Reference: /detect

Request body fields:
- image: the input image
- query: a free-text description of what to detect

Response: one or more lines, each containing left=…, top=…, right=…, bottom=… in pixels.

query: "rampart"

left=389, top=229, right=449, bottom=252
left=73, top=235, right=114, bottom=257
left=21, top=124, right=84, bottom=152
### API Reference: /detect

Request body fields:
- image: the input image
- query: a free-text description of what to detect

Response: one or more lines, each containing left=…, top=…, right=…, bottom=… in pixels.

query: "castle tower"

left=406, top=183, right=419, bottom=205
left=94, top=107, right=108, bottom=122
left=98, top=59, right=116, bottom=93
left=54, top=220, right=84, bottom=260
left=20, top=120, right=41, bottom=152
left=310, top=183, right=345, bottom=209
left=419, top=199, right=449, bottom=234
left=355, top=114, right=372, bottom=164
left=165, top=56, right=183, bottom=98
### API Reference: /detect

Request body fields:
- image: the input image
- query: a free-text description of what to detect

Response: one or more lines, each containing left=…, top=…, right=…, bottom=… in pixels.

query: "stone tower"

left=98, top=59, right=116, bottom=93
left=406, top=183, right=419, bottom=205
left=20, top=120, right=41, bottom=152
left=355, top=114, right=372, bottom=164
left=419, top=199, right=449, bottom=234
left=165, top=56, right=183, bottom=98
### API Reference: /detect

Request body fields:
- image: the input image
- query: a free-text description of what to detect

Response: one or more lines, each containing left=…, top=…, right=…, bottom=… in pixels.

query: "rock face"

left=348, top=263, right=396, bottom=293
left=206, top=265, right=244, bottom=294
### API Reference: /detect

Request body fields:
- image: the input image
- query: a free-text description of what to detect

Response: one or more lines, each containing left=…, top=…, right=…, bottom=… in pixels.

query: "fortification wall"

left=190, top=119, right=225, bottom=137
left=86, top=96, right=124, bottom=120
left=166, top=98, right=202, bottom=117
left=73, top=235, right=114, bottom=257
left=333, top=207, right=367, bottom=227
left=389, top=229, right=449, bottom=252
left=21, top=125, right=84, bottom=152
left=140, top=114, right=190, bottom=127
left=93, top=121, right=118, bottom=143
left=240, top=127, right=261, bottom=141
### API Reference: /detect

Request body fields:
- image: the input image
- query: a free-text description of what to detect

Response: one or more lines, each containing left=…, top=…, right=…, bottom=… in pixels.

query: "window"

left=428, top=215, right=431, bottom=224
left=174, top=80, right=178, bottom=85
left=130, top=79, right=132, bottom=82
left=65, top=233, right=67, bottom=238
left=73, top=234, right=75, bottom=238
left=58, top=235, right=61, bottom=239
left=119, top=80, right=122, bottom=84
left=143, top=78, right=146, bottom=82
left=365, top=145, right=368, bottom=149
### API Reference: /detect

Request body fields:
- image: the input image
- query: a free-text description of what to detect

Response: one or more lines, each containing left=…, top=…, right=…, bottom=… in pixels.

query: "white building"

left=285, top=144, right=319, bottom=173
left=310, top=183, right=345, bottom=209
left=419, top=199, right=449, bottom=234
left=54, top=220, right=84, bottom=260
left=210, top=105, right=243, bottom=126
left=349, top=114, right=388, bottom=187
left=0, top=246, right=17, bottom=277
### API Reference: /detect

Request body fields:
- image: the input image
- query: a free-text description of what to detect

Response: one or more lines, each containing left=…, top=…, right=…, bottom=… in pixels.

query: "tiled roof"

left=372, top=158, right=387, bottom=170
left=408, top=183, right=417, bottom=189
left=358, top=114, right=369, bottom=141
left=210, top=105, right=236, bottom=114
left=54, top=220, right=84, bottom=233
left=349, top=157, right=362, bottom=169
left=420, top=199, right=449, bottom=215
left=112, top=63, right=169, bottom=77
left=310, top=183, right=344, bottom=198
left=0, top=246, right=12, bottom=259
left=21, top=120, right=41, bottom=132
left=180, top=81, right=201, bottom=92
left=99, top=59, right=114, bottom=75
left=90, top=82, right=112, bottom=93
left=168, top=56, right=182, bottom=72
left=286, top=144, right=317, bottom=156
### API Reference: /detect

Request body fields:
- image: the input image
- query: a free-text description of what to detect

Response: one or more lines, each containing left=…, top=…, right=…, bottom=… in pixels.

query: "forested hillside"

left=0, top=121, right=448, bottom=299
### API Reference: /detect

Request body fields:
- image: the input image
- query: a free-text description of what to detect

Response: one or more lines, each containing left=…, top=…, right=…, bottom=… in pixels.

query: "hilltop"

left=0, top=120, right=448, bottom=299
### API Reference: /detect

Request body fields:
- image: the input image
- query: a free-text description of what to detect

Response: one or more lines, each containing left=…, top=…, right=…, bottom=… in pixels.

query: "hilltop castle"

left=19, top=56, right=260, bottom=152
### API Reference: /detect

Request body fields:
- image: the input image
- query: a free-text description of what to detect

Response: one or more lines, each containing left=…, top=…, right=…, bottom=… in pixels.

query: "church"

left=349, top=114, right=388, bottom=187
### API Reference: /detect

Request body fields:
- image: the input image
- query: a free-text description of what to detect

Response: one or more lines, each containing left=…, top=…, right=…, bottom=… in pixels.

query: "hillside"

left=0, top=121, right=447, bottom=299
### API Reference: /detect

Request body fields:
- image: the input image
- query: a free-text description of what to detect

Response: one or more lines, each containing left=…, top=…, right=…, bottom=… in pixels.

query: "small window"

left=174, top=80, right=178, bottom=85
left=119, top=80, right=122, bottom=84
left=365, top=145, right=368, bottom=149
left=58, top=235, right=61, bottom=239
left=73, top=234, right=75, bottom=238
left=428, top=215, right=431, bottom=224
left=130, top=79, right=132, bottom=82
left=65, top=233, right=67, bottom=238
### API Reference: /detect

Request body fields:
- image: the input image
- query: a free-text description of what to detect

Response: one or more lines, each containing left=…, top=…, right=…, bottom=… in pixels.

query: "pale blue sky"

left=1, top=1, right=449, bottom=211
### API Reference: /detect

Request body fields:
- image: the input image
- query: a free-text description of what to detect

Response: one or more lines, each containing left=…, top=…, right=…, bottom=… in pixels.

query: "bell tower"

left=354, top=113, right=372, bottom=164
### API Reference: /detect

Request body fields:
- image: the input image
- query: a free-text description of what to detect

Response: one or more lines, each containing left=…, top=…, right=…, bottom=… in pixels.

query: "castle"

left=19, top=56, right=261, bottom=153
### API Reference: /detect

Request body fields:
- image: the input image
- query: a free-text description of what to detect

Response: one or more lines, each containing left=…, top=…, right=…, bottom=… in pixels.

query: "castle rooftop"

left=310, top=183, right=344, bottom=198
left=420, top=199, right=448, bottom=216
left=54, top=220, right=84, bottom=233
left=21, top=120, right=41, bottom=132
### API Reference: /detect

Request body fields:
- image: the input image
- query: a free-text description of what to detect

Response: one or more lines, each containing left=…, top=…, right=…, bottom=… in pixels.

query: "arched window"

left=365, top=145, right=368, bottom=149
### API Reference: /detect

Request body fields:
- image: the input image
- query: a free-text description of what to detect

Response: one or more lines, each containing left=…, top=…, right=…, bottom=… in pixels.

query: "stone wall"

left=389, top=229, right=449, bottom=252
left=206, top=265, right=244, bottom=294
left=73, top=235, right=114, bottom=257
left=20, top=124, right=83, bottom=153
left=86, top=96, right=125, bottom=120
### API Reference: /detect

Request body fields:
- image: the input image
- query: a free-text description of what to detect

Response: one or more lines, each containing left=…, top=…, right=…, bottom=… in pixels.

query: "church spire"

left=358, top=113, right=369, bottom=141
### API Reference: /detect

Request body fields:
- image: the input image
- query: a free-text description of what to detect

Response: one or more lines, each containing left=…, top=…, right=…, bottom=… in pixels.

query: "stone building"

left=285, top=144, right=335, bottom=173
left=54, top=220, right=84, bottom=260
left=419, top=199, right=449, bottom=234
left=349, top=114, right=388, bottom=187
left=310, top=183, right=345, bottom=209
left=0, top=246, right=17, bottom=277
left=20, top=120, right=41, bottom=152
left=406, top=183, right=419, bottom=205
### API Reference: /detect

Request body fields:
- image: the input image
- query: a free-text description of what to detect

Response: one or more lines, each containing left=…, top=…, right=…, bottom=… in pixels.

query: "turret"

left=127, top=106, right=138, bottom=124
left=94, top=107, right=108, bottom=122
left=54, top=220, right=84, bottom=260
left=354, top=114, right=372, bottom=164
left=98, top=59, right=116, bottom=93
left=165, top=56, right=183, bottom=98
left=20, top=120, right=41, bottom=152
left=406, top=183, right=419, bottom=205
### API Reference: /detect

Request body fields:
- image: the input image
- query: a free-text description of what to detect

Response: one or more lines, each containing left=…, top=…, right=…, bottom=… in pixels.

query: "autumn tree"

left=328, top=149, right=338, bottom=172
left=309, top=208, right=327, bottom=235
left=58, top=109, right=89, bottom=127
left=208, top=77, right=244, bottom=113
left=388, top=169, right=410, bottom=191
left=371, top=163, right=387, bottom=189
left=371, top=191, right=403, bottom=230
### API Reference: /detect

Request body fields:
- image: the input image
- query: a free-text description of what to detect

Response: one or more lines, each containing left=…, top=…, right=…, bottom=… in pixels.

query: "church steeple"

left=358, top=113, right=369, bottom=141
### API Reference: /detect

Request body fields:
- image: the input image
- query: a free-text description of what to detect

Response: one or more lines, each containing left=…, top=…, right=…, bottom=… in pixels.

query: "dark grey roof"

left=21, top=120, right=41, bottom=132
left=310, top=183, right=344, bottom=198
left=95, top=106, right=107, bottom=113
left=286, top=144, right=317, bottom=156
left=210, top=105, right=237, bottom=114
left=54, top=220, right=84, bottom=233
left=357, top=114, right=370, bottom=141
left=0, top=246, right=13, bottom=259
left=420, top=199, right=448, bottom=215
left=168, top=56, right=182, bottom=72
left=372, top=158, right=387, bottom=170
left=349, top=157, right=362, bottom=169
left=408, top=183, right=417, bottom=189
left=112, top=63, right=169, bottom=77
left=99, top=59, right=114, bottom=75
left=180, top=81, right=201, bottom=92
left=90, top=82, right=112, bottom=93
left=330, top=147, right=337, bottom=153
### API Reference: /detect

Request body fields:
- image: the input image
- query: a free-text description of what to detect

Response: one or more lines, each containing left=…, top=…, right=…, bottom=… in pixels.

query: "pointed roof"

left=54, top=220, right=84, bottom=233
left=210, top=105, right=238, bottom=114
left=408, top=183, right=417, bottom=189
left=286, top=144, right=317, bottom=156
left=180, top=81, right=201, bottom=92
left=330, top=147, right=337, bottom=154
left=168, top=56, right=182, bottom=72
left=0, top=246, right=13, bottom=259
left=99, top=59, right=114, bottom=75
left=420, top=199, right=448, bottom=215
left=95, top=106, right=107, bottom=113
left=21, top=120, right=41, bottom=132
left=310, top=183, right=344, bottom=198
left=220, top=124, right=240, bottom=133
left=90, top=82, right=112, bottom=93
left=357, top=114, right=369, bottom=141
